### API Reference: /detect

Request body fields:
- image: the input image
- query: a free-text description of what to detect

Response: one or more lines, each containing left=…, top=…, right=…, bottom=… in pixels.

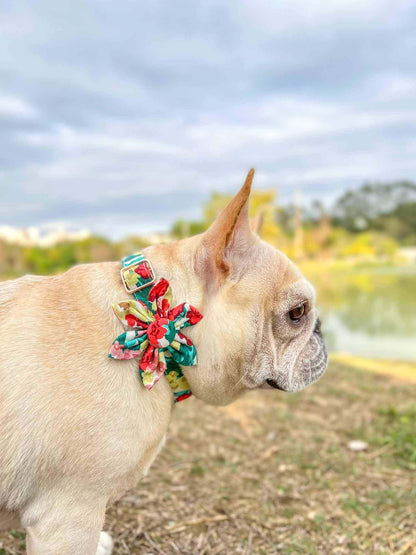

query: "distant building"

left=0, top=225, right=91, bottom=247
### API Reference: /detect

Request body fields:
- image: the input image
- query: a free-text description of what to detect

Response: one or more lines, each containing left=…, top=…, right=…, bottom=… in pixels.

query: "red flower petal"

left=139, top=344, right=156, bottom=371
left=168, top=303, right=203, bottom=326
left=178, top=332, right=193, bottom=346
left=160, top=297, right=170, bottom=317
left=125, top=314, right=148, bottom=328
left=168, top=302, right=185, bottom=321
left=187, top=306, right=203, bottom=325
left=148, top=278, right=169, bottom=302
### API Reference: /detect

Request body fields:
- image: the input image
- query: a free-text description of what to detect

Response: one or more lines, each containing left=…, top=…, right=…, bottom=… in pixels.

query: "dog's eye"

left=288, top=302, right=307, bottom=323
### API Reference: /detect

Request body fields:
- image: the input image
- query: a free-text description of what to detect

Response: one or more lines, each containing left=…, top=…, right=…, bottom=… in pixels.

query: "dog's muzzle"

left=266, top=317, right=327, bottom=393
left=266, top=379, right=286, bottom=391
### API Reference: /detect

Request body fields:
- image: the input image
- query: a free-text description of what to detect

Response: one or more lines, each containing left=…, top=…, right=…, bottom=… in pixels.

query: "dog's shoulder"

left=0, top=262, right=122, bottom=324
left=0, top=274, right=44, bottom=308
left=0, top=262, right=120, bottom=297
left=61, top=261, right=124, bottom=307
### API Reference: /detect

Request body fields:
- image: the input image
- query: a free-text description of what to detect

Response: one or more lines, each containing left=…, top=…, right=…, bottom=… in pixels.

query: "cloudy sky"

left=1, top=0, right=416, bottom=238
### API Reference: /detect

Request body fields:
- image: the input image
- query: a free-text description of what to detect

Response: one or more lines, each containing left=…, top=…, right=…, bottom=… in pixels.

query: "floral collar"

left=108, top=253, right=203, bottom=402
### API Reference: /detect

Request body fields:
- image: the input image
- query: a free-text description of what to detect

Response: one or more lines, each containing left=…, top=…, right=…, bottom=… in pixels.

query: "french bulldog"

left=0, top=169, right=327, bottom=554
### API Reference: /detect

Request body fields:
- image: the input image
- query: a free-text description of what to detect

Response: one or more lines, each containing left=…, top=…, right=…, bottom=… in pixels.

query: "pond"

left=304, top=264, right=416, bottom=362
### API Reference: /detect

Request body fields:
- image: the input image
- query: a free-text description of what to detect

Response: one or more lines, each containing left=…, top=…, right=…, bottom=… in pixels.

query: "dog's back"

left=0, top=274, right=43, bottom=304
left=0, top=266, right=171, bottom=516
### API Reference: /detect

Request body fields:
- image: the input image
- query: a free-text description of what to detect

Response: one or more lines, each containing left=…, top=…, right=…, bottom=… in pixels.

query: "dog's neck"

left=139, top=238, right=246, bottom=407
left=142, top=237, right=205, bottom=312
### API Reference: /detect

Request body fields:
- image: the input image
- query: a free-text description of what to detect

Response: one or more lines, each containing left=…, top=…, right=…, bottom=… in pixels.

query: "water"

left=305, top=265, right=416, bottom=362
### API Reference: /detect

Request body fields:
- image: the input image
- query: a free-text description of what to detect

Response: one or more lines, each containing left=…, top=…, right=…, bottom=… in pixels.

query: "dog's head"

left=166, top=170, right=327, bottom=405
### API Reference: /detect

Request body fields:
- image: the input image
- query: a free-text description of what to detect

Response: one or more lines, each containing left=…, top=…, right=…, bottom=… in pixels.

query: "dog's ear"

left=251, top=208, right=265, bottom=236
left=198, top=169, right=256, bottom=284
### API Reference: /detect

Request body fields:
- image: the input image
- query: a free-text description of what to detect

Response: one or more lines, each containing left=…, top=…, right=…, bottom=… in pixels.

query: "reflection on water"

left=305, top=266, right=416, bottom=361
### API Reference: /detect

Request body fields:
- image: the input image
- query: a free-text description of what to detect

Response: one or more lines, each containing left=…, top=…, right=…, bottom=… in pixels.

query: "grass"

left=331, top=354, right=416, bottom=384
left=1, top=360, right=416, bottom=554
left=371, top=405, right=416, bottom=468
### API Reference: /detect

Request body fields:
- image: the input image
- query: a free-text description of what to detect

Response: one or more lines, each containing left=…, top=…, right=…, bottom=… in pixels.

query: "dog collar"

left=108, top=253, right=203, bottom=403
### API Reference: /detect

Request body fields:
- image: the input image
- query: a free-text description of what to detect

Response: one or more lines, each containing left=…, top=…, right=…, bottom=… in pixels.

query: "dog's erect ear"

left=251, top=209, right=265, bottom=236
left=199, top=169, right=255, bottom=283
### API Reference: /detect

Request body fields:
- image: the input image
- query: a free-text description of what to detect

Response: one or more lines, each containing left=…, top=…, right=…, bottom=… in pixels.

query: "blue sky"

left=1, top=0, right=416, bottom=238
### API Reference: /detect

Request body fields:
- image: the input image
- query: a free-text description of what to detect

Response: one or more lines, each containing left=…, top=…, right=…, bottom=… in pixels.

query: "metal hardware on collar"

left=120, top=258, right=156, bottom=294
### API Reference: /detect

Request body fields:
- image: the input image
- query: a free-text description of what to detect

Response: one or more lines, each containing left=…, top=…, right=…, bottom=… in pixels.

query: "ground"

left=1, top=360, right=415, bottom=555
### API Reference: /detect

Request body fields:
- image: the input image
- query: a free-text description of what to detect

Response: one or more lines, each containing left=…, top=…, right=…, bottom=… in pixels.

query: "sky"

left=1, top=0, right=416, bottom=238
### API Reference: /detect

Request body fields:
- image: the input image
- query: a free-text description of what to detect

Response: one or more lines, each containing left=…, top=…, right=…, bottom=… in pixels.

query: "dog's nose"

left=313, top=318, right=322, bottom=334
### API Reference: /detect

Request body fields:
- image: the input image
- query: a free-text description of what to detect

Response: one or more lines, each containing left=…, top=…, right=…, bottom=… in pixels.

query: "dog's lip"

left=266, top=379, right=287, bottom=391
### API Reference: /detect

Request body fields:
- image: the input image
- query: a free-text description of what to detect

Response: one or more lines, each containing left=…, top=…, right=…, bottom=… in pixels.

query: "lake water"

left=304, top=265, right=416, bottom=362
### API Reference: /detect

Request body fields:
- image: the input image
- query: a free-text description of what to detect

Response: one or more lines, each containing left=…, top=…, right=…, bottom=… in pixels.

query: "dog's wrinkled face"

left=239, top=242, right=327, bottom=394
left=182, top=170, right=327, bottom=406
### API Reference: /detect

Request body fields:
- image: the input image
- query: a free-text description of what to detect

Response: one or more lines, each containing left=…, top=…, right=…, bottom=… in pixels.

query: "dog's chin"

left=266, top=379, right=287, bottom=392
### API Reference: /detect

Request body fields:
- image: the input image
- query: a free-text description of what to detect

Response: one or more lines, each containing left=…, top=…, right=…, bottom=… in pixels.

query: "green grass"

left=373, top=405, right=416, bottom=468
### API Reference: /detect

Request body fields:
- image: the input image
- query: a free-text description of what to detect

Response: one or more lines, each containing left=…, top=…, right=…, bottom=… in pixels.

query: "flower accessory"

left=109, top=253, right=203, bottom=402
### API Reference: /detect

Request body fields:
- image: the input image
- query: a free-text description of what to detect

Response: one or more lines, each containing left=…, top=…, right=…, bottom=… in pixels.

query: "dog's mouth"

left=266, top=379, right=287, bottom=391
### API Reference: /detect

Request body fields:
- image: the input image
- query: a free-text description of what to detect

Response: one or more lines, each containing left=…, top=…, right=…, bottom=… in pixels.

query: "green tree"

left=332, top=181, right=416, bottom=240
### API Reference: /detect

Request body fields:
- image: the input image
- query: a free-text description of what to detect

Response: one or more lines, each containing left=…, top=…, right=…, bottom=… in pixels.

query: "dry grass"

left=1, top=360, right=416, bottom=554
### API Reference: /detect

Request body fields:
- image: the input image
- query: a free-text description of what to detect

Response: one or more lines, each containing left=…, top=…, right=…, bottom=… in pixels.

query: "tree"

left=332, top=181, right=416, bottom=236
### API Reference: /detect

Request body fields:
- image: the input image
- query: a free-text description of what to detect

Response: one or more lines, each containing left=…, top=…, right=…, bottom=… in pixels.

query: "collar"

left=108, top=252, right=203, bottom=403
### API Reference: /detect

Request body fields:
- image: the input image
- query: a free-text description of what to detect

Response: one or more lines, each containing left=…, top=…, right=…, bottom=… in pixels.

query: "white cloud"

left=19, top=125, right=185, bottom=155
left=0, top=96, right=37, bottom=118
left=375, top=74, right=416, bottom=101
left=1, top=0, right=416, bottom=237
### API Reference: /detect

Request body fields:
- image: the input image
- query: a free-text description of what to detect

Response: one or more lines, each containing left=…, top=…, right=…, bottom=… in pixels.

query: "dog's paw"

left=96, top=531, right=113, bottom=555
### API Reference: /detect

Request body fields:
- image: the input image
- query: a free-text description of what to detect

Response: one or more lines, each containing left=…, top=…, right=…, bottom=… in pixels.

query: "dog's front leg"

left=22, top=491, right=109, bottom=555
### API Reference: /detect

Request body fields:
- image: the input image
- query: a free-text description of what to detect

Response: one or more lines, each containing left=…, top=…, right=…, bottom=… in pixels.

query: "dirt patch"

left=1, top=362, right=415, bottom=554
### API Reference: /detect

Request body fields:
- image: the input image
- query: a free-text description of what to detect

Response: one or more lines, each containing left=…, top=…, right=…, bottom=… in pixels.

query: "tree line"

left=1, top=180, right=415, bottom=279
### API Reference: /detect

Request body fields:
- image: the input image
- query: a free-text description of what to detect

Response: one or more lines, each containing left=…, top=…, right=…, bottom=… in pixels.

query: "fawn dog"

left=0, top=170, right=327, bottom=554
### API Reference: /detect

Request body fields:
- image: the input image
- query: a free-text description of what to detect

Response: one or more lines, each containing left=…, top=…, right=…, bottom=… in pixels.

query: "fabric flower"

left=109, top=278, right=203, bottom=391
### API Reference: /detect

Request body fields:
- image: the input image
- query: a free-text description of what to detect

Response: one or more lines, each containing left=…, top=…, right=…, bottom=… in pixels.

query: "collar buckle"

left=120, top=258, right=156, bottom=294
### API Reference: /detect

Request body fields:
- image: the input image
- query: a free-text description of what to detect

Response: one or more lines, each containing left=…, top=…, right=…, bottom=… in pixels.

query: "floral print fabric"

left=109, top=268, right=203, bottom=400
left=121, top=258, right=155, bottom=292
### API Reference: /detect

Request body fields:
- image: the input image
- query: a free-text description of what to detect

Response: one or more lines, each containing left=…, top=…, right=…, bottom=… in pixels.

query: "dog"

left=0, top=169, right=327, bottom=554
